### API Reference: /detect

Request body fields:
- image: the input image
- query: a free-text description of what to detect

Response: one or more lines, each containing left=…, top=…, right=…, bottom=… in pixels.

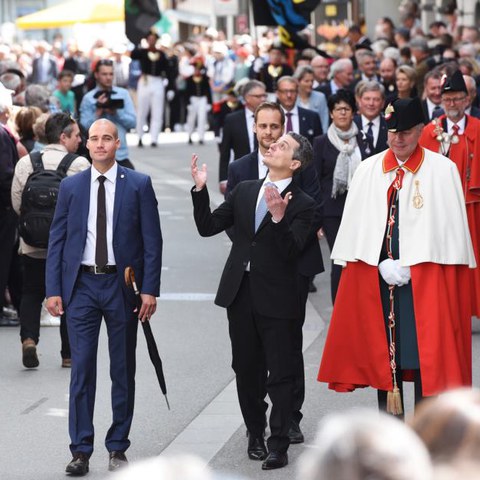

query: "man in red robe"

left=419, top=70, right=480, bottom=318
left=318, top=97, right=476, bottom=415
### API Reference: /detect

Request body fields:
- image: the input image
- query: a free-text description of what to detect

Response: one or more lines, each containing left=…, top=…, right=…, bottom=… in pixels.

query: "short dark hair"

left=287, top=132, right=312, bottom=173
left=45, top=112, right=77, bottom=144
left=94, top=58, right=113, bottom=72
left=327, top=89, right=356, bottom=113
left=58, top=69, right=74, bottom=81
left=254, top=101, right=285, bottom=125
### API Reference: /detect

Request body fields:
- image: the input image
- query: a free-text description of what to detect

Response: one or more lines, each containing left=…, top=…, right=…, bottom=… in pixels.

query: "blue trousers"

left=66, top=271, right=138, bottom=455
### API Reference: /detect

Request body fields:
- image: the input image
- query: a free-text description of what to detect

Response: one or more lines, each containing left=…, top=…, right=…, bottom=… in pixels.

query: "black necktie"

left=365, top=121, right=374, bottom=153
left=96, top=176, right=108, bottom=268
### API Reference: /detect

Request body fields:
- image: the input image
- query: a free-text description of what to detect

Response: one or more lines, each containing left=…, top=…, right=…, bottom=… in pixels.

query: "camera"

left=94, top=90, right=124, bottom=110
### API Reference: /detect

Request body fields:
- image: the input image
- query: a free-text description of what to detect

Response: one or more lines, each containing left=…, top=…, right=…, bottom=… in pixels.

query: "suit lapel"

left=79, top=169, right=92, bottom=239
left=113, top=165, right=127, bottom=231
left=248, top=180, right=263, bottom=235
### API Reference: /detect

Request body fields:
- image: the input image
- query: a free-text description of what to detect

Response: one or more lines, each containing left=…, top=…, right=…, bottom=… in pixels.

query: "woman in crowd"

left=294, top=65, right=329, bottom=133
left=313, top=89, right=368, bottom=303
left=15, top=106, right=42, bottom=153
left=395, top=64, right=417, bottom=99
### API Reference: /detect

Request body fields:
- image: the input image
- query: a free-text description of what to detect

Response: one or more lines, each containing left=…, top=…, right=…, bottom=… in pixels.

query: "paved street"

left=1, top=131, right=480, bottom=480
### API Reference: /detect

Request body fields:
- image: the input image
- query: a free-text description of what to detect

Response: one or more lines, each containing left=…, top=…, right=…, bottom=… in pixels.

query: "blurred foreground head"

left=410, top=388, right=480, bottom=465
left=298, top=409, right=433, bottom=480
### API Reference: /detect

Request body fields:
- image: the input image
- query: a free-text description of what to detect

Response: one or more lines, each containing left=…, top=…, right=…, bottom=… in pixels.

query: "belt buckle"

left=94, top=265, right=105, bottom=275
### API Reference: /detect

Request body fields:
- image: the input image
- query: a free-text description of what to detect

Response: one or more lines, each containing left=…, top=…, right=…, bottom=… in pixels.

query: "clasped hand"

left=378, top=258, right=411, bottom=287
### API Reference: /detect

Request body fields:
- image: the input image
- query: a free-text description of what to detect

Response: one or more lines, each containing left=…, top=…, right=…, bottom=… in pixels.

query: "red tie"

left=392, top=167, right=405, bottom=192
left=452, top=124, right=460, bottom=137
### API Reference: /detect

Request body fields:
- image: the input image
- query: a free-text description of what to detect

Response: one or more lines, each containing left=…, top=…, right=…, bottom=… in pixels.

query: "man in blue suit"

left=46, top=119, right=162, bottom=476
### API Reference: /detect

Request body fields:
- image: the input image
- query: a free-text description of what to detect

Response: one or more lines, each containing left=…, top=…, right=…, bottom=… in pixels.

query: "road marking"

left=46, top=408, right=68, bottom=417
left=21, top=397, right=48, bottom=415
left=160, top=301, right=325, bottom=462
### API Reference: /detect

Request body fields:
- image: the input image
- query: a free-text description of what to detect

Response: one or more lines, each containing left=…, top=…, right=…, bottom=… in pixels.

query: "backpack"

left=19, top=151, right=78, bottom=248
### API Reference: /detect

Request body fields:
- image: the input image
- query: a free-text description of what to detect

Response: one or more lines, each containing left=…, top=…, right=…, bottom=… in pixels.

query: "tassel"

left=386, top=385, right=403, bottom=416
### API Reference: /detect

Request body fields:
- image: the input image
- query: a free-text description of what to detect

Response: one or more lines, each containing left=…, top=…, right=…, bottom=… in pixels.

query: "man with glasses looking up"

left=80, top=59, right=136, bottom=169
left=219, top=80, right=267, bottom=194
left=275, top=76, right=322, bottom=146
left=420, top=69, right=480, bottom=319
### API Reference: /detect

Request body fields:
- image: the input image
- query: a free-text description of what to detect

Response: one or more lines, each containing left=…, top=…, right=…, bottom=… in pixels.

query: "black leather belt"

left=81, top=265, right=117, bottom=275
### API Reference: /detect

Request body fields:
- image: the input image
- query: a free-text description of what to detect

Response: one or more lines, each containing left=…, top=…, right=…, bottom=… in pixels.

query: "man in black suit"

left=226, top=102, right=324, bottom=444
left=30, top=41, right=58, bottom=90
left=317, top=58, right=354, bottom=98
left=276, top=76, right=322, bottom=145
left=421, top=70, right=443, bottom=122
left=191, top=132, right=316, bottom=471
left=218, top=80, right=267, bottom=194
left=354, top=81, right=388, bottom=156
left=350, top=50, right=381, bottom=92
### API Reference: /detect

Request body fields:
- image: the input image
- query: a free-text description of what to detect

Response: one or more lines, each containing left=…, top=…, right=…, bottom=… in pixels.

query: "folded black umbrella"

left=124, top=266, right=170, bottom=409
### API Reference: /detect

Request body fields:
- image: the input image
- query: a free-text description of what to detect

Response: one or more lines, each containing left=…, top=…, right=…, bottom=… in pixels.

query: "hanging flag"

left=252, top=0, right=326, bottom=53
left=125, top=0, right=161, bottom=45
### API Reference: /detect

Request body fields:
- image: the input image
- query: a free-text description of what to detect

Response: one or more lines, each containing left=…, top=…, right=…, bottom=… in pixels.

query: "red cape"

left=420, top=117, right=480, bottom=316
left=318, top=261, right=472, bottom=397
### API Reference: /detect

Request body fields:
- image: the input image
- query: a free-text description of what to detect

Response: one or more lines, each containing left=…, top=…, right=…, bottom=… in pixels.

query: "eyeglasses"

left=277, top=89, right=297, bottom=95
left=332, top=107, right=353, bottom=113
left=442, top=96, right=467, bottom=104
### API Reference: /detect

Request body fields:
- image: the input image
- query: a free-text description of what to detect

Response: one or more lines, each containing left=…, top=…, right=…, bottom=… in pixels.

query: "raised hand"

left=265, top=184, right=292, bottom=223
left=191, top=153, right=207, bottom=190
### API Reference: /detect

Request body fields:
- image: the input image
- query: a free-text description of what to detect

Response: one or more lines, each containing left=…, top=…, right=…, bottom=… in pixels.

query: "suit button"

left=251, top=242, right=256, bottom=247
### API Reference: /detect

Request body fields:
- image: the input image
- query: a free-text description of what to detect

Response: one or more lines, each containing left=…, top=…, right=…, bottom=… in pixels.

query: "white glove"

left=379, top=259, right=411, bottom=287
left=395, top=261, right=411, bottom=286
left=166, top=90, right=175, bottom=102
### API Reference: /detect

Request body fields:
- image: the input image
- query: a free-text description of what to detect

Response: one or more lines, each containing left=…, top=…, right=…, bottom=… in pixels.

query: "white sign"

left=214, top=0, right=239, bottom=16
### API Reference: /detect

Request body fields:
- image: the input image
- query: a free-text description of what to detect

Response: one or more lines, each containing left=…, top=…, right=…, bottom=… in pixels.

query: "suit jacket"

left=192, top=180, right=315, bottom=318
left=219, top=109, right=252, bottom=182
left=30, top=56, right=58, bottom=85
left=297, top=106, right=323, bottom=144
left=353, top=114, right=388, bottom=156
left=226, top=151, right=324, bottom=276
left=46, top=165, right=162, bottom=306
left=297, top=90, right=329, bottom=133
left=313, top=132, right=368, bottom=218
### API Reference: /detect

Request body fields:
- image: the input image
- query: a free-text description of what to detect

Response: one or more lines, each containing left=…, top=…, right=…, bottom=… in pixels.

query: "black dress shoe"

left=288, top=420, right=305, bottom=444
left=262, top=451, right=288, bottom=470
left=108, top=451, right=128, bottom=471
left=247, top=436, right=267, bottom=460
left=65, top=452, right=89, bottom=476
left=308, top=280, right=317, bottom=293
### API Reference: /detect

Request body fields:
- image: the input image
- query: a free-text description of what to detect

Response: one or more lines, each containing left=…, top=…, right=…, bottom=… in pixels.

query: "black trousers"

left=19, top=255, right=70, bottom=359
left=0, top=208, right=17, bottom=310
left=227, top=273, right=294, bottom=453
left=323, top=216, right=342, bottom=304
left=118, top=159, right=134, bottom=170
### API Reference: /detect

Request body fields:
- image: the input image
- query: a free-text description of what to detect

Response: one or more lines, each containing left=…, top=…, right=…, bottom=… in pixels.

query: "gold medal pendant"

left=413, top=180, right=423, bottom=209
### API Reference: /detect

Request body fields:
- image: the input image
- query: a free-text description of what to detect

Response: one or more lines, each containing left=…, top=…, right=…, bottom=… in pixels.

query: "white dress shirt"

left=245, top=109, right=256, bottom=152
left=446, top=116, right=466, bottom=135
left=81, top=163, right=117, bottom=266
left=281, top=106, right=300, bottom=134
left=426, top=97, right=441, bottom=120
left=258, top=151, right=268, bottom=179
left=361, top=114, right=380, bottom=147
left=255, top=176, right=292, bottom=210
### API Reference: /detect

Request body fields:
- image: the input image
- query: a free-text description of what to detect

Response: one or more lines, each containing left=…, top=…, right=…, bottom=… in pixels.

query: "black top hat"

left=385, top=97, right=426, bottom=132
left=441, top=69, right=467, bottom=94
